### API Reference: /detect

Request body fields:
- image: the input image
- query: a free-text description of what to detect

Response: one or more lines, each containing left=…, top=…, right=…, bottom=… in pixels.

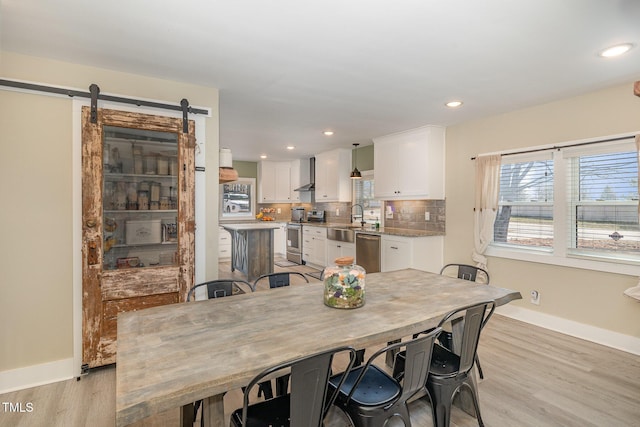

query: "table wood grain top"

left=116, top=268, right=521, bottom=426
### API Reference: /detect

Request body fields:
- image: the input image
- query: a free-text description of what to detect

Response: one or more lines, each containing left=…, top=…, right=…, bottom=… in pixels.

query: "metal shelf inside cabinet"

left=104, top=136, right=178, bottom=149
left=111, top=242, right=177, bottom=248
left=104, top=210, right=177, bottom=214
left=104, top=173, right=177, bottom=180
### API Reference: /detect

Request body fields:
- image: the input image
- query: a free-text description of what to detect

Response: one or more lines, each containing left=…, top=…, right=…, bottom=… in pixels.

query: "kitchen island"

left=222, top=222, right=279, bottom=282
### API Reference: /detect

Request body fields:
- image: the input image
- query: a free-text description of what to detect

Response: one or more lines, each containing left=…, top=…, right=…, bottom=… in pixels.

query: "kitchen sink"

left=327, top=227, right=355, bottom=243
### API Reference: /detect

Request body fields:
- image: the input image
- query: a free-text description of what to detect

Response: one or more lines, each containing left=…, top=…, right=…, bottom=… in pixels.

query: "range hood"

left=294, top=157, right=315, bottom=191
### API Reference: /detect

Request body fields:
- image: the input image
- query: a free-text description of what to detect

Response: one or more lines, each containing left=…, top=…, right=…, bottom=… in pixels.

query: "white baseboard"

left=0, top=358, right=75, bottom=395
left=496, top=305, right=640, bottom=356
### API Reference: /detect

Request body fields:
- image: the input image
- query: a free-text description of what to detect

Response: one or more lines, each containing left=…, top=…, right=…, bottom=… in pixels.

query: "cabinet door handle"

left=390, top=246, right=398, bottom=250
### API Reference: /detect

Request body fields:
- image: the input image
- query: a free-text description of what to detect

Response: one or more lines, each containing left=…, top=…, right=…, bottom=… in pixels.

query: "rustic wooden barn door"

left=81, top=107, right=195, bottom=368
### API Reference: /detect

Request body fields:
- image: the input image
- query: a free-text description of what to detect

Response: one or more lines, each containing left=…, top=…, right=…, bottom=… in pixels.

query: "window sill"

left=486, top=245, right=640, bottom=276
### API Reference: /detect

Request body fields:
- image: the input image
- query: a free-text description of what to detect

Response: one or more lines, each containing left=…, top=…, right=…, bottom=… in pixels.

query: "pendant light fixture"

left=350, top=143, right=362, bottom=179
left=219, top=147, right=239, bottom=183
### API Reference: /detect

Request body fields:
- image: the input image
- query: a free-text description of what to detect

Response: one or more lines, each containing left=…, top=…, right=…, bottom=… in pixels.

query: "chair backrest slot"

left=440, top=263, right=490, bottom=284
left=252, top=271, right=310, bottom=291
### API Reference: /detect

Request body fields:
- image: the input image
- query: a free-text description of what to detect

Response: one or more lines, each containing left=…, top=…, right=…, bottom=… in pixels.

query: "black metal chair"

left=230, top=346, right=358, bottom=427
left=427, top=300, right=495, bottom=427
left=395, top=301, right=496, bottom=427
left=438, top=263, right=490, bottom=379
left=250, top=271, right=310, bottom=398
left=328, top=327, right=442, bottom=427
left=252, top=271, right=309, bottom=291
left=186, top=279, right=253, bottom=427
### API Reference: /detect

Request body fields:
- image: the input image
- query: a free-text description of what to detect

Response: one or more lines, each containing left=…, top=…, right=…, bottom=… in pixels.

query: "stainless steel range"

left=286, top=210, right=325, bottom=264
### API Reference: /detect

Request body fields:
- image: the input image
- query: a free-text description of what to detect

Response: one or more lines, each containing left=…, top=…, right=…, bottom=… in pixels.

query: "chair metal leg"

left=257, top=381, right=273, bottom=399
left=426, top=380, right=457, bottom=427
left=275, top=374, right=290, bottom=396
left=355, top=349, right=366, bottom=366
left=461, top=382, right=485, bottom=427
left=475, top=354, right=484, bottom=379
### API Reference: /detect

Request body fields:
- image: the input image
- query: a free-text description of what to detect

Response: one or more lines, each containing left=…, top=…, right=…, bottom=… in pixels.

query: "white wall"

left=444, top=82, right=640, bottom=342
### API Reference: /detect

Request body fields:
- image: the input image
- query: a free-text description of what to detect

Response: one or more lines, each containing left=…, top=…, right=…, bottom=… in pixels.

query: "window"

left=565, top=146, right=639, bottom=259
left=494, top=154, right=554, bottom=249
left=488, top=137, right=640, bottom=271
left=220, top=178, right=256, bottom=219
left=352, top=170, right=381, bottom=224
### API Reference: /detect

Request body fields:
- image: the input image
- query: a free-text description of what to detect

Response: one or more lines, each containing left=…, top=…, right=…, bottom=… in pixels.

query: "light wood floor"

left=2, top=258, right=639, bottom=427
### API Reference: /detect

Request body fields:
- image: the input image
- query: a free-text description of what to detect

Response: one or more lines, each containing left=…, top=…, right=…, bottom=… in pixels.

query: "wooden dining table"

left=116, top=268, right=521, bottom=427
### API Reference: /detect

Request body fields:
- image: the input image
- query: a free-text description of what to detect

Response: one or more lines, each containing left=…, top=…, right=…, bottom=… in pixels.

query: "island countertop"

left=221, top=222, right=280, bottom=231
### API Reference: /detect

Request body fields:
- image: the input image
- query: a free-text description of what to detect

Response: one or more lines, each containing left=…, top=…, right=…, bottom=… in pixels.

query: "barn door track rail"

left=0, top=78, right=208, bottom=133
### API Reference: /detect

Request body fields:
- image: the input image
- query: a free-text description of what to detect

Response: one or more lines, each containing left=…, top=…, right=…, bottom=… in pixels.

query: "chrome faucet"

left=350, top=204, right=366, bottom=227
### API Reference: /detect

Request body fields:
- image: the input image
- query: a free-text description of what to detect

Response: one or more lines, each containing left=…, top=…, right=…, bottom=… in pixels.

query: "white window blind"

left=565, top=147, right=640, bottom=258
left=494, top=154, right=554, bottom=248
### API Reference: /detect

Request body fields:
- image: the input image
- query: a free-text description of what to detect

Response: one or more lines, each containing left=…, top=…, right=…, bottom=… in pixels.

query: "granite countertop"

left=303, top=222, right=444, bottom=237
left=219, top=220, right=444, bottom=237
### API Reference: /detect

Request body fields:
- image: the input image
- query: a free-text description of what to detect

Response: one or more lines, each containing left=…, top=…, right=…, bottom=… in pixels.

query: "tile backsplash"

left=258, top=199, right=445, bottom=233
left=382, top=200, right=446, bottom=233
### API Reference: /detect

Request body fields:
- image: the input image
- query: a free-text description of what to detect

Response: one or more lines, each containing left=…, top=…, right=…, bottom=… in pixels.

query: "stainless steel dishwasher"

left=356, top=233, right=381, bottom=273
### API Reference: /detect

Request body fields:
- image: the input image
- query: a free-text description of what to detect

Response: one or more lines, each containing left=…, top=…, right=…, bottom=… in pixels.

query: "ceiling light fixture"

left=599, top=43, right=634, bottom=58
left=350, top=143, right=362, bottom=179
left=446, top=100, right=463, bottom=108
left=324, top=130, right=334, bottom=136
left=260, top=154, right=267, bottom=159
left=286, top=145, right=295, bottom=150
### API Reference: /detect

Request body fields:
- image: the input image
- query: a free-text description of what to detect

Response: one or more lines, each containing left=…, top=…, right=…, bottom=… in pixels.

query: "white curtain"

left=624, top=135, right=640, bottom=301
left=472, top=155, right=501, bottom=270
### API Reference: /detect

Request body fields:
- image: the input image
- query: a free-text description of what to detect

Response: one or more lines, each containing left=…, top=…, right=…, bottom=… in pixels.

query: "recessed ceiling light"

left=260, top=155, right=267, bottom=159
left=445, top=100, right=463, bottom=108
left=598, top=43, right=634, bottom=58
left=286, top=145, right=295, bottom=150
left=323, top=131, right=334, bottom=136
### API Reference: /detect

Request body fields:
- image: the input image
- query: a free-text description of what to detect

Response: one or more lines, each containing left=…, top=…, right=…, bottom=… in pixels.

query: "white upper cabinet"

left=315, top=148, right=352, bottom=202
left=258, top=161, right=292, bottom=203
left=373, top=125, right=445, bottom=200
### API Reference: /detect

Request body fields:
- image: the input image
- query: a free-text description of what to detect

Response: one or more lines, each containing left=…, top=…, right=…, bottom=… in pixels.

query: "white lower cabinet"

left=381, top=236, right=410, bottom=272
left=381, top=235, right=443, bottom=273
left=327, top=241, right=355, bottom=264
left=218, top=226, right=232, bottom=259
left=302, top=225, right=327, bottom=268
left=273, top=222, right=287, bottom=256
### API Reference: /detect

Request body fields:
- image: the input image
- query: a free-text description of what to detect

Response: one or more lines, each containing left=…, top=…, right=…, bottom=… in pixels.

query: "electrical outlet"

left=277, top=208, right=281, bottom=214
left=530, top=290, right=541, bottom=305
left=424, top=212, right=430, bottom=221
left=336, top=208, right=340, bottom=216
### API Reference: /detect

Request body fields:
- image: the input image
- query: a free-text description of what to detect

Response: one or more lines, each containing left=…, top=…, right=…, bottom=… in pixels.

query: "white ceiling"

left=2, top=0, right=640, bottom=161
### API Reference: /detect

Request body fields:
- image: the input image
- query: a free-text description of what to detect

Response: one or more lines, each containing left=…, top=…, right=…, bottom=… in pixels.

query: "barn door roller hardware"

left=0, top=78, right=208, bottom=132
left=89, top=84, right=100, bottom=123
left=181, top=99, right=189, bottom=133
